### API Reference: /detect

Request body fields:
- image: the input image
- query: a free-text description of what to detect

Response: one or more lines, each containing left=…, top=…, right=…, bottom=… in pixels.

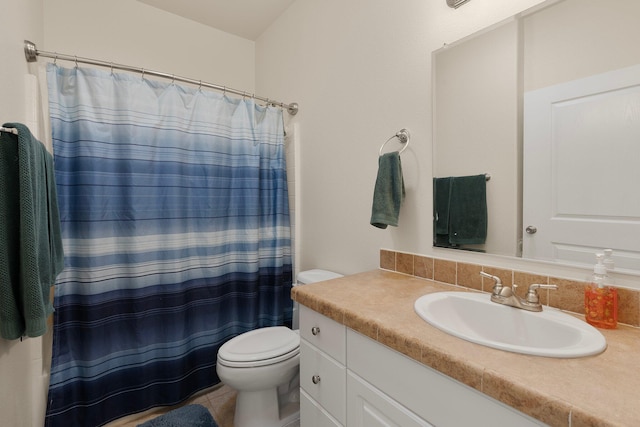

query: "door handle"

left=526, top=226, right=537, bottom=234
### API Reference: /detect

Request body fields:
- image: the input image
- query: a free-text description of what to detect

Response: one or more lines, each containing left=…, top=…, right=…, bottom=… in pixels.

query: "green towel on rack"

left=433, top=174, right=487, bottom=246
left=370, top=152, right=405, bottom=229
left=0, top=123, right=64, bottom=340
left=448, top=174, right=487, bottom=245
left=433, top=177, right=452, bottom=246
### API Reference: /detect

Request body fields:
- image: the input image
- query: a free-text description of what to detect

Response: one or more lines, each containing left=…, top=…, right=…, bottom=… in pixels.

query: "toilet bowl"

left=216, top=269, right=342, bottom=427
left=217, top=326, right=300, bottom=427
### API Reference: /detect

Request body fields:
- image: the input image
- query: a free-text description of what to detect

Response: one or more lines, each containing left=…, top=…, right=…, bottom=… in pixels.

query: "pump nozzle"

left=593, top=253, right=607, bottom=286
left=603, top=249, right=615, bottom=271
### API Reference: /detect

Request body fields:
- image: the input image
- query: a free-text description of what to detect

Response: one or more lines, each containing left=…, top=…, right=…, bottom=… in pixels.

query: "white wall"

left=43, top=0, right=256, bottom=92
left=523, top=0, right=640, bottom=91
left=256, top=0, right=548, bottom=276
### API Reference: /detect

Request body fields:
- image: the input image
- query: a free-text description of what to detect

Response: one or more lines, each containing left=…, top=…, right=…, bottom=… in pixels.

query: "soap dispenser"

left=584, top=253, right=617, bottom=329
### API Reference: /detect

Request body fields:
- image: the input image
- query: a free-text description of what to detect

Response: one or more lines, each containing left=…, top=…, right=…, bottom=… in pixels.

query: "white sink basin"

left=414, top=291, right=606, bottom=358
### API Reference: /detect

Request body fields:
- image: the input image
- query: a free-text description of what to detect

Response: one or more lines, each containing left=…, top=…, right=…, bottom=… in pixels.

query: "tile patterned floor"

left=106, top=384, right=237, bottom=427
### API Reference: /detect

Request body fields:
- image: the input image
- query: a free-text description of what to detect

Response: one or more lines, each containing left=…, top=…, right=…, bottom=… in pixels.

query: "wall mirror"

left=432, top=0, right=640, bottom=273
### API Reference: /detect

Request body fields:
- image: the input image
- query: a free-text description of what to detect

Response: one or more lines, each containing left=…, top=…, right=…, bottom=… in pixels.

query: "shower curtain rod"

left=23, top=40, right=299, bottom=115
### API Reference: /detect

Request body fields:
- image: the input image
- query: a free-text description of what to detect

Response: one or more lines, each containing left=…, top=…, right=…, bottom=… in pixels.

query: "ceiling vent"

left=447, top=0, right=471, bottom=8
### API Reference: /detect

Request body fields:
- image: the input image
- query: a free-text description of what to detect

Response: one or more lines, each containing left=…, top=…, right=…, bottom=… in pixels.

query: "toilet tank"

left=292, top=269, right=343, bottom=329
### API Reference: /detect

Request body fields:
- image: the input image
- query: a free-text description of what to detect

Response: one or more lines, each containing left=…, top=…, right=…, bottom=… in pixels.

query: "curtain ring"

left=171, top=74, right=175, bottom=84
left=110, top=62, right=114, bottom=74
left=53, top=53, right=58, bottom=65
left=198, top=80, right=202, bottom=91
left=74, top=55, right=78, bottom=68
left=141, top=68, right=145, bottom=80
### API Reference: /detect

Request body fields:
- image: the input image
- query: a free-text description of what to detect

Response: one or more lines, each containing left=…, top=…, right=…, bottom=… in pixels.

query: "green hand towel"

left=0, top=123, right=64, bottom=340
left=433, top=177, right=452, bottom=246
left=448, top=174, right=487, bottom=245
left=370, top=152, right=405, bottom=229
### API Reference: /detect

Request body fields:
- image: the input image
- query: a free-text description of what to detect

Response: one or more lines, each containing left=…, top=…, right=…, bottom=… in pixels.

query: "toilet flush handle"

left=312, top=375, right=321, bottom=384
left=311, top=326, right=320, bottom=336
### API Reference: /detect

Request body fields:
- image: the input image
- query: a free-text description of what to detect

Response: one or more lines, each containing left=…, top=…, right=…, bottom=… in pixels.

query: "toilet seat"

left=218, top=326, right=300, bottom=368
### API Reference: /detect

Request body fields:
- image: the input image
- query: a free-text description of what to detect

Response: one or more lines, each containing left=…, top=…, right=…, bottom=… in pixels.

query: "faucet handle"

left=525, top=283, right=558, bottom=304
left=480, top=271, right=501, bottom=283
left=480, top=271, right=503, bottom=295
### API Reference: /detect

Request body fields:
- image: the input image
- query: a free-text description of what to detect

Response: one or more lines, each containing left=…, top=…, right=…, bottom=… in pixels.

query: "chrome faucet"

left=480, top=272, right=557, bottom=312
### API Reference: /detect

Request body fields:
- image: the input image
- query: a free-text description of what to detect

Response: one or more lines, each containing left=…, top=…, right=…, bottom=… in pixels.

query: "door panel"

left=523, top=64, right=640, bottom=269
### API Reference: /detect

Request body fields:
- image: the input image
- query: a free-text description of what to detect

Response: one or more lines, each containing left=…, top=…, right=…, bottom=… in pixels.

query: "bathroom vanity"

left=292, top=270, right=640, bottom=426
left=299, top=305, right=542, bottom=426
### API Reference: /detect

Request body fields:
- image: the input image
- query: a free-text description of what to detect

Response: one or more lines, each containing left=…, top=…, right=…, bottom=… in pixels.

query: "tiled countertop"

left=291, top=270, right=640, bottom=427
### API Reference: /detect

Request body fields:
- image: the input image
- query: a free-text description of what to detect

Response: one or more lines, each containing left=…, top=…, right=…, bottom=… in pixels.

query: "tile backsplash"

left=380, top=249, right=640, bottom=327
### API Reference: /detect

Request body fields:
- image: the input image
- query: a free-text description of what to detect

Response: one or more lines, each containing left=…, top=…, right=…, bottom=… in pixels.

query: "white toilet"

left=216, top=269, right=343, bottom=427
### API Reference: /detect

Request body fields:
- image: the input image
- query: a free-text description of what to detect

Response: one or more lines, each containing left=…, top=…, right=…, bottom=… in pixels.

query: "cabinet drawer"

left=300, top=389, right=343, bottom=427
left=347, top=371, right=433, bottom=427
left=300, top=340, right=346, bottom=424
left=299, top=305, right=346, bottom=364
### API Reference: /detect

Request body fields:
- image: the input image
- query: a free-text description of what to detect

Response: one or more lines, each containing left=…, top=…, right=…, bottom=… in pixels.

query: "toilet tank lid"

left=296, top=269, right=343, bottom=285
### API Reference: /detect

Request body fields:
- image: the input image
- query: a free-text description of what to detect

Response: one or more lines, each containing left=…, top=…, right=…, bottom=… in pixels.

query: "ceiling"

left=138, top=0, right=296, bottom=41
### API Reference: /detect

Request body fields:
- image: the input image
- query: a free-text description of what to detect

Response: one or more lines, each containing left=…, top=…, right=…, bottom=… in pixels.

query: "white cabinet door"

left=347, top=372, right=433, bottom=427
left=300, top=340, right=346, bottom=424
left=301, top=389, right=343, bottom=427
left=523, top=64, right=640, bottom=269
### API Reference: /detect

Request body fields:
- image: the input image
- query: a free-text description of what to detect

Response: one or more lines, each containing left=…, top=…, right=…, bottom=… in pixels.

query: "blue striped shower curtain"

left=44, top=64, right=293, bottom=427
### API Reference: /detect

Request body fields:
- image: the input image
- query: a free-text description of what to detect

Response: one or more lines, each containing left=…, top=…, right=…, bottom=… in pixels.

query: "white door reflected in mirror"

left=523, top=64, right=640, bottom=269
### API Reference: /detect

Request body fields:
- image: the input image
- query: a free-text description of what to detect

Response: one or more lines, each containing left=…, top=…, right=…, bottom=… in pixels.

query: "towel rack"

left=0, top=127, right=18, bottom=135
left=379, top=128, right=410, bottom=156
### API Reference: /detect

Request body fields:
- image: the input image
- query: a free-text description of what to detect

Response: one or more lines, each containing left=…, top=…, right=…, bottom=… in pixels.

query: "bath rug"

left=137, top=404, right=218, bottom=427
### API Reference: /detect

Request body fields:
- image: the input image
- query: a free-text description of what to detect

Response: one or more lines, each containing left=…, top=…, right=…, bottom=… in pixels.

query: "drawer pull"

left=311, top=326, right=320, bottom=336
left=312, top=375, right=321, bottom=384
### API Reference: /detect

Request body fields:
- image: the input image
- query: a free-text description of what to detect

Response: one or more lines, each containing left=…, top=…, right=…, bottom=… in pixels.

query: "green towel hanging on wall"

left=0, top=123, right=64, bottom=340
left=370, top=152, right=405, bottom=229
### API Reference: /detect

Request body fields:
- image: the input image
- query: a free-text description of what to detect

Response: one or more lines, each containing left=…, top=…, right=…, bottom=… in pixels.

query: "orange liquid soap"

left=584, top=285, right=617, bottom=329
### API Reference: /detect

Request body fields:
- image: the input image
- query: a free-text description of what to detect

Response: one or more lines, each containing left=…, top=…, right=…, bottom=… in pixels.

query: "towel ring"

left=379, top=128, right=410, bottom=156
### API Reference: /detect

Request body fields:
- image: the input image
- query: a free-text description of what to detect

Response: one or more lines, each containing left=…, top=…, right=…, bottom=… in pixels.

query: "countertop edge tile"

left=344, top=310, right=379, bottom=341
left=420, top=345, right=484, bottom=391
left=482, top=367, right=571, bottom=426
left=377, top=323, right=422, bottom=361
